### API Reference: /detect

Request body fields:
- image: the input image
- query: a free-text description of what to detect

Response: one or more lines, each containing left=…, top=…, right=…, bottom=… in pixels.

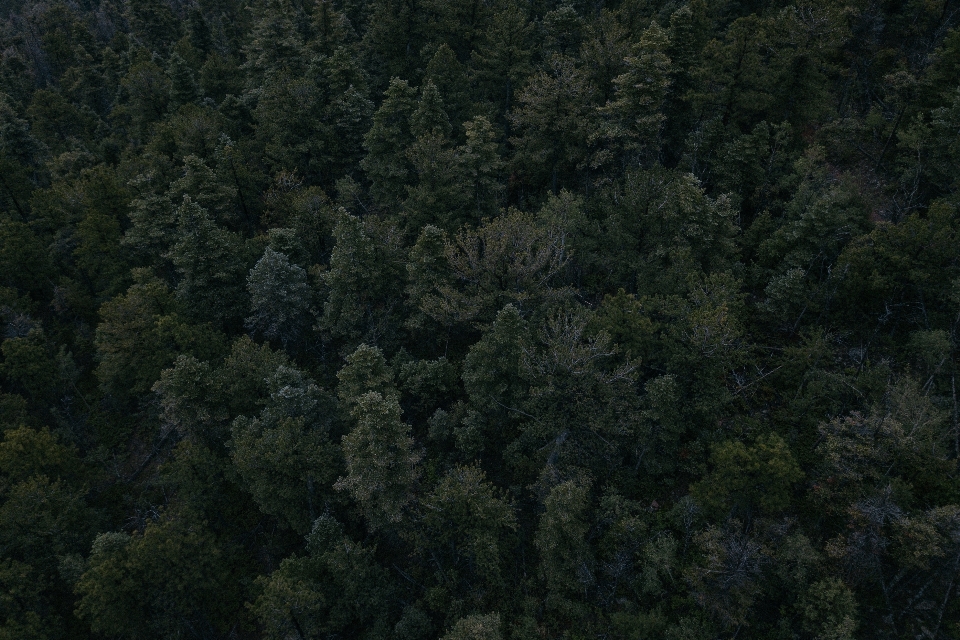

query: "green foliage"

left=411, top=209, right=571, bottom=329
left=441, top=613, right=503, bottom=640
left=0, top=425, right=83, bottom=487
left=245, top=246, right=313, bottom=347
left=96, top=272, right=226, bottom=402
left=168, top=198, right=254, bottom=327
left=535, top=478, right=594, bottom=621
left=509, top=55, right=597, bottom=192
left=796, top=578, right=858, bottom=640
left=336, top=342, right=396, bottom=409
left=0, top=218, right=51, bottom=298
left=230, top=365, right=337, bottom=532
left=253, top=533, right=395, bottom=639
left=4, top=1, right=960, bottom=638
left=0, top=331, right=58, bottom=401
left=336, top=390, right=420, bottom=530
left=75, top=514, right=243, bottom=639
left=362, top=77, right=418, bottom=209
left=692, top=432, right=802, bottom=517
left=320, top=211, right=406, bottom=351
left=599, top=21, right=672, bottom=166
left=413, top=465, right=516, bottom=602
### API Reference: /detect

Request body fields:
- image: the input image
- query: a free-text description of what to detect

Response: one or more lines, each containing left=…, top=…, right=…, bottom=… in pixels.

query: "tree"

left=125, top=0, right=182, bottom=55
left=253, top=73, right=329, bottom=182
left=0, top=330, right=58, bottom=403
left=245, top=246, right=313, bottom=348
left=402, top=81, right=464, bottom=231
left=458, top=116, right=504, bottom=220
left=361, top=77, right=418, bottom=210
left=167, top=52, right=199, bottom=109
left=598, top=21, right=672, bottom=168
left=319, top=211, right=406, bottom=351
left=795, top=578, right=858, bottom=640
left=116, top=56, right=171, bottom=139
left=469, top=4, right=533, bottom=121
left=0, top=218, right=52, bottom=299
left=441, top=613, right=503, bottom=640
left=253, top=522, right=396, bottom=639
left=0, top=558, right=52, bottom=640
left=336, top=342, right=397, bottom=410
left=0, top=94, right=46, bottom=218
left=535, top=478, right=594, bottom=623
left=74, top=513, right=245, bottom=639
left=691, top=432, right=802, bottom=518
left=409, top=209, right=571, bottom=329
left=424, top=44, right=472, bottom=133
left=586, top=166, right=737, bottom=295
left=167, top=198, right=254, bottom=328
left=361, top=0, right=430, bottom=84
left=311, top=0, right=356, bottom=55
left=458, top=304, right=530, bottom=458
left=230, top=365, right=337, bottom=533
left=516, top=307, right=640, bottom=482
left=95, top=272, right=176, bottom=401
left=242, top=0, right=307, bottom=84
left=335, top=390, right=420, bottom=530
left=509, top=55, right=598, bottom=193
left=412, top=466, right=516, bottom=605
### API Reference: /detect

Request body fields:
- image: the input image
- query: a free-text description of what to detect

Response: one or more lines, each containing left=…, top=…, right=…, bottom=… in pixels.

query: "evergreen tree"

left=509, top=55, right=598, bottom=193
left=125, top=0, right=182, bottom=55
left=230, top=365, right=337, bottom=533
left=320, top=211, right=406, bottom=351
left=245, top=246, right=313, bottom=348
left=167, top=198, right=253, bottom=327
left=361, top=77, right=418, bottom=210
left=470, top=4, right=533, bottom=121
left=5, top=2, right=960, bottom=637
left=243, top=0, right=307, bottom=84
left=599, top=21, right=672, bottom=167
left=167, top=52, right=200, bottom=109
left=335, top=390, right=420, bottom=530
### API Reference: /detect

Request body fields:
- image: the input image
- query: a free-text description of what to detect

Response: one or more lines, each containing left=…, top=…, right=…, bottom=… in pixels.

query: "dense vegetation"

left=2, top=0, right=960, bottom=637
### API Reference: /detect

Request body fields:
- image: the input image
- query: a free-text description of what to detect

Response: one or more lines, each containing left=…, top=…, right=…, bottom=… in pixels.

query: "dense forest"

left=2, top=0, right=960, bottom=637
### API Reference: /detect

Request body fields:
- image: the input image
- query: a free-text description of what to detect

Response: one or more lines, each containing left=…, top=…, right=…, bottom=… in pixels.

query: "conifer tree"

left=600, top=21, right=672, bottom=167
left=335, top=390, right=420, bottom=530
left=167, top=198, right=252, bottom=327
left=167, top=52, right=199, bottom=109
left=361, top=77, right=418, bottom=209
left=320, top=211, right=406, bottom=350
left=245, top=246, right=313, bottom=348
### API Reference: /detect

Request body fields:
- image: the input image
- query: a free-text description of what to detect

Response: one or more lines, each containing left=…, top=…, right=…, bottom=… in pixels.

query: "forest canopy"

left=2, top=0, right=960, bottom=638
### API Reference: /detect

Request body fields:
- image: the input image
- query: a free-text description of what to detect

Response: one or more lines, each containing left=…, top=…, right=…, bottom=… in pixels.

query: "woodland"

left=2, top=0, right=960, bottom=638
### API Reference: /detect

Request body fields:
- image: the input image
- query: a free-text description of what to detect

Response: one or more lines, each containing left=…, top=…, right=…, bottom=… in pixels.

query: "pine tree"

left=361, top=77, right=418, bottom=209
left=245, top=246, right=313, bottom=348
left=230, top=365, right=337, bottom=533
left=167, top=198, right=252, bottom=327
left=424, top=43, right=472, bottom=134
left=320, top=211, right=406, bottom=351
left=167, top=52, right=199, bottom=109
left=125, top=0, right=182, bottom=55
left=335, top=390, right=420, bottom=530
left=458, top=115, right=504, bottom=219
left=509, top=55, right=597, bottom=193
left=600, top=21, right=672, bottom=167
left=243, top=0, right=307, bottom=84
left=311, top=0, right=355, bottom=55
left=470, top=4, right=533, bottom=121
left=403, top=81, right=464, bottom=231
left=0, top=94, right=46, bottom=217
